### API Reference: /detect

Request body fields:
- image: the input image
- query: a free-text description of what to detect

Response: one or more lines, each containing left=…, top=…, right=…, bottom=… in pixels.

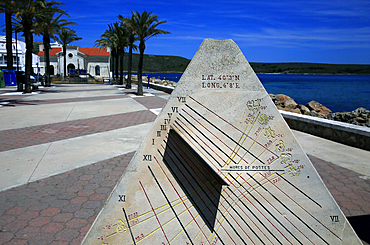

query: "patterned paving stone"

left=0, top=152, right=134, bottom=244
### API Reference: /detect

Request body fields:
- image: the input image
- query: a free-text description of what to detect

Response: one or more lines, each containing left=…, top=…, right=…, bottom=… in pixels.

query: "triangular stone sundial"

left=82, top=39, right=362, bottom=244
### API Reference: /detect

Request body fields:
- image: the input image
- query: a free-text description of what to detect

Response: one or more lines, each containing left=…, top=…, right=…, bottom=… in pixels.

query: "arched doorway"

left=95, top=65, right=100, bottom=76
left=67, top=64, right=75, bottom=76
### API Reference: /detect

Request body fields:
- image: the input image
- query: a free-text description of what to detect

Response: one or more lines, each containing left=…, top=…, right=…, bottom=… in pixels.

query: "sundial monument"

left=82, top=39, right=362, bottom=244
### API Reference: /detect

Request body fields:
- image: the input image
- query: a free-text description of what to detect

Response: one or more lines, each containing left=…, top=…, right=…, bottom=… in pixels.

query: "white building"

left=0, top=35, right=40, bottom=73
left=38, top=44, right=110, bottom=78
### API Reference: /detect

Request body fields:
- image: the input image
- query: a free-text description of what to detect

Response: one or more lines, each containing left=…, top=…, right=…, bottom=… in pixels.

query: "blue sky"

left=1, top=0, right=370, bottom=64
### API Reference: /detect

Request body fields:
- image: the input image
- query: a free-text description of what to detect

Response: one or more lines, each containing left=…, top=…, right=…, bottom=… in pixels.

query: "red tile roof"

left=38, top=48, right=62, bottom=56
left=79, top=48, right=110, bottom=56
left=38, top=47, right=110, bottom=57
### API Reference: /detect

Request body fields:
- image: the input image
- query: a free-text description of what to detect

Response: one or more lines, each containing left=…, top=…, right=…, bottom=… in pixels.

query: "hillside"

left=123, top=53, right=190, bottom=73
left=250, top=62, right=370, bottom=75
left=125, top=54, right=370, bottom=74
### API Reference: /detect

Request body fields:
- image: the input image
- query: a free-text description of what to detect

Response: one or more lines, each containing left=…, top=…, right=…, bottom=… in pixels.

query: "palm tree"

left=95, top=24, right=118, bottom=83
left=12, top=0, right=65, bottom=93
left=0, top=0, right=14, bottom=70
left=112, top=22, right=130, bottom=85
left=54, top=29, right=81, bottom=78
left=118, top=14, right=138, bottom=89
left=122, top=11, right=170, bottom=95
left=34, top=6, right=73, bottom=86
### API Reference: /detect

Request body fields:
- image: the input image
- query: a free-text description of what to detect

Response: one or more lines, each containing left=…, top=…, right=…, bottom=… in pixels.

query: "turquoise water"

left=146, top=73, right=369, bottom=113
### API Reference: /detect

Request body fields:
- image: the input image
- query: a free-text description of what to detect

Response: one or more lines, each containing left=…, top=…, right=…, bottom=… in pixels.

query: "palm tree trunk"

left=110, top=49, right=115, bottom=81
left=126, top=45, right=133, bottom=89
left=137, top=41, right=145, bottom=96
left=43, top=35, right=51, bottom=86
left=119, top=48, right=124, bottom=85
left=24, top=26, right=33, bottom=93
left=115, top=48, right=119, bottom=82
left=5, top=12, right=13, bottom=70
left=63, top=45, right=67, bottom=78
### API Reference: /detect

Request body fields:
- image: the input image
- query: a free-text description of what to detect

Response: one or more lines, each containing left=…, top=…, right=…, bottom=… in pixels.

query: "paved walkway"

left=0, top=84, right=369, bottom=244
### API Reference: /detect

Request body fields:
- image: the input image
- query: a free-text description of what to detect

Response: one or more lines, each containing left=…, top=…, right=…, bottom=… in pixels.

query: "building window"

left=49, top=65, right=54, bottom=75
left=68, top=53, right=73, bottom=59
left=95, top=65, right=100, bottom=76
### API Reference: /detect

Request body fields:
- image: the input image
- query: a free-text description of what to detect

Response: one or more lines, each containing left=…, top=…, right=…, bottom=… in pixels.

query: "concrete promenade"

left=0, top=83, right=369, bottom=244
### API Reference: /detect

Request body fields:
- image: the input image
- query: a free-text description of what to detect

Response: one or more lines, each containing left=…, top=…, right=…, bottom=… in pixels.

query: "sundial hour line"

left=188, top=96, right=279, bottom=159
left=259, top=174, right=338, bottom=241
left=239, top=174, right=332, bottom=244
left=161, top=132, right=258, bottom=245
left=157, top=143, right=229, bottom=245
left=148, top=165, right=194, bottom=245
left=166, top=131, right=286, bottom=245
left=164, top=132, right=273, bottom=244
left=122, top=207, right=137, bottom=245
left=180, top=108, right=250, bottom=165
left=275, top=173, right=322, bottom=209
left=184, top=103, right=269, bottom=165
left=153, top=155, right=212, bottom=244
left=139, top=181, right=170, bottom=244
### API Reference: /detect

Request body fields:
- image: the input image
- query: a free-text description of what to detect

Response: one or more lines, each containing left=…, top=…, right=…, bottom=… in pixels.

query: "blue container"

left=3, top=70, right=17, bottom=86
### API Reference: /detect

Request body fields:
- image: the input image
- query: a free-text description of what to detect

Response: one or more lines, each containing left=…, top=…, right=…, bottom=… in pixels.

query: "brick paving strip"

left=0, top=110, right=157, bottom=152
left=0, top=153, right=369, bottom=244
left=0, top=94, right=128, bottom=107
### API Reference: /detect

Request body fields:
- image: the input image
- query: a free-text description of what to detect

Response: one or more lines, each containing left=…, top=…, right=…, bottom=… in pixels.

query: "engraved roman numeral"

left=164, top=119, right=171, bottom=124
left=177, top=97, right=186, bottom=103
left=157, top=131, right=161, bottom=137
left=167, top=113, right=172, bottom=118
left=171, top=107, right=178, bottom=113
left=330, top=215, right=339, bottom=222
left=143, top=155, right=152, bottom=161
left=118, top=195, right=126, bottom=202
left=161, top=125, right=167, bottom=131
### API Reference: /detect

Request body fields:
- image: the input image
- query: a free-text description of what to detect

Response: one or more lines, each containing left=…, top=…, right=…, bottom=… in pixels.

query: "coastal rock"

left=306, top=101, right=332, bottom=117
left=296, top=104, right=310, bottom=115
left=276, top=94, right=297, bottom=109
left=269, top=94, right=369, bottom=127
left=269, top=94, right=301, bottom=114
left=269, top=94, right=334, bottom=118
left=331, top=107, right=370, bottom=127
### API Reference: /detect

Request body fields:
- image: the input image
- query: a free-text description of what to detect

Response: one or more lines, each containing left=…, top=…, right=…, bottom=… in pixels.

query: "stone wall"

left=281, top=110, right=370, bottom=151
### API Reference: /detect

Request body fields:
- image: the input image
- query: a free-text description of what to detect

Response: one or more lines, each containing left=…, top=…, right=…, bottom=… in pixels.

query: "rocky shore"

left=270, top=93, right=370, bottom=127
left=129, top=75, right=177, bottom=88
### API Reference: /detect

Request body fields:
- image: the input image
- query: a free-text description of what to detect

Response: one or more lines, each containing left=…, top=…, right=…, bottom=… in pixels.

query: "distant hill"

left=122, top=53, right=190, bottom=73
left=250, top=62, right=370, bottom=75
left=123, top=54, right=369, bottom=74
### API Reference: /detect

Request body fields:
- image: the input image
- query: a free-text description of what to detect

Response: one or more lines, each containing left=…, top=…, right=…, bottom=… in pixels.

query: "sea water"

left=257, top=74, right=370, bottom=113
left=148, top=73, right=370, bottom=113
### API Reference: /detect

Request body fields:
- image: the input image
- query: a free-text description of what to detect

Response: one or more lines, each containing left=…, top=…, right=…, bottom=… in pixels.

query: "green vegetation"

left=122, top=53, right=190, bottom=73
left=250, top=62, right=370, bottom=75
left=128, top=55, right=370, bottom=74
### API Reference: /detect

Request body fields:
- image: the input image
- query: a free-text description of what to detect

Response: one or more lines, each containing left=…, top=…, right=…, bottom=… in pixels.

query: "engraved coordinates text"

left=201, top=74, right=240, bottom=89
